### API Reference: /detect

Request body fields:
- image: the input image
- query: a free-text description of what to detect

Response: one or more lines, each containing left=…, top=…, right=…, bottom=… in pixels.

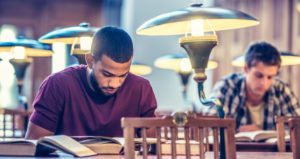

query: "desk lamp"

left=136, top=3, right=259, bottom=159
left=39, top=23, right=98, bottom=65
left=0, top=37, right=53, bottom=131
left=155, top=53, right=217, bottom=112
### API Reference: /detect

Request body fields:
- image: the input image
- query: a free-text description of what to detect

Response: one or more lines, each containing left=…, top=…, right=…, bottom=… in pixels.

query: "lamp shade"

left=232, top=52, right=300, bottom=67
left=154, top=53, right=218, bottom=72
left=130, top=61, right=152, bottom=76
left=0, top=38, right=53, bottom=57
left=137, top=4, right=259, bottom=36
left=39, top=23, right=98, bottom=44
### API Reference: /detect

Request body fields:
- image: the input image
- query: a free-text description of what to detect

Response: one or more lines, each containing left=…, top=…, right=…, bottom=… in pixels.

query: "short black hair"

left=245, top=42, right=281, bottom=68
left=91, top=26, right=133, bottom=63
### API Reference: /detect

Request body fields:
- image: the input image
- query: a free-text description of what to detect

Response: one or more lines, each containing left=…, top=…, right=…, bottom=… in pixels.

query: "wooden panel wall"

left=213, top=0, right=300, bottom=97
left=0, top=0, right=103, bottom=108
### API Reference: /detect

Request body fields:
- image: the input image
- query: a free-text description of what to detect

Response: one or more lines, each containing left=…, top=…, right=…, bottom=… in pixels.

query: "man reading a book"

left=208, top=42, right=300, bottom=132
left=25, top=26, right=157, bottom=139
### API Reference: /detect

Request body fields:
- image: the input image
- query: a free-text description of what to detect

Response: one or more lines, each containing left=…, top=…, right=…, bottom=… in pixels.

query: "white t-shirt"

left=246, top=102, right=264, bottom=129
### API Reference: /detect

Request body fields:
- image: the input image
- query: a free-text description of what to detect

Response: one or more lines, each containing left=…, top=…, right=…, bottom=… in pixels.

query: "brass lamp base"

left=9, top=58, right=32, bottom=94
left=179, top=35, right=217, bottom=83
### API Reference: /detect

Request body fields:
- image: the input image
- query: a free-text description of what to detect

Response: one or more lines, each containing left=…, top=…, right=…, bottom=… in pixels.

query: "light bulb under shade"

left=137, top=4, right=259, bottom=36
left=297, top=3, right=300, bottom=13
left=0, top=39, right=53, bottom=57
left=232, top=52, right=300, bottom=67
left=130, top=62, right=152, bottom=76
left=39, top=23, right=98, bottom=44
left=154, top=53, right=218, bottom=73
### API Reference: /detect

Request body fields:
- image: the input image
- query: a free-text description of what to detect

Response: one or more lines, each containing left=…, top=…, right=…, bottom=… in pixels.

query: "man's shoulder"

left=45, top=65, right=86, bottom=83
left=272, top=78, right=291, bottom=92
left=49, top=65, right=86, bottom=79
left=126, top=73, right=150, bottom=85
left=217, top=73, right=244, bottom=87
left=222, top=73, right=244, bottom=81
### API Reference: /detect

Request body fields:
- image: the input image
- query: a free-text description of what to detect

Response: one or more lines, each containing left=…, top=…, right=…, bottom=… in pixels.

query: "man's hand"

left=239, top=124, right=262, bottom=132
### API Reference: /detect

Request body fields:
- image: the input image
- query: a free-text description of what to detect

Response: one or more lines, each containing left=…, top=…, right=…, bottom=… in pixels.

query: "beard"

left=88, top=71, right=108, bottom=96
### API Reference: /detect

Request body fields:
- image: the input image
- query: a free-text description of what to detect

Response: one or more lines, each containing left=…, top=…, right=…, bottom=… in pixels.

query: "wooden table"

left=235, top=142, right=291, bottom=152
left=0, top=152, right=293, bottom=159
left=207, top=142, right=291, bottom=152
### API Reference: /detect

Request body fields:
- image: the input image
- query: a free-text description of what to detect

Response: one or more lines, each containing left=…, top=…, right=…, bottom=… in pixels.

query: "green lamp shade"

left=0, top=38, right=53, bottom=57
left=130, top=62, right=152, bottom=76
left=154, top=53, right=218, bottom=72
left=232, top=52, right=300, bottom=67
left=39, top=23, right=98, bottom=44
left=137, top=4, right=259, bottom=36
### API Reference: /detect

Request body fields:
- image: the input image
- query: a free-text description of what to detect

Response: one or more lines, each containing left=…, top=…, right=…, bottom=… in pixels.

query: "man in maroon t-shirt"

left=25, top=26, right=157, bottom=139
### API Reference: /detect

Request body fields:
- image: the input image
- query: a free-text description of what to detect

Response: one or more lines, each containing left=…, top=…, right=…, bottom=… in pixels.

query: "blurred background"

left=1, top=0, right=300, bottom=114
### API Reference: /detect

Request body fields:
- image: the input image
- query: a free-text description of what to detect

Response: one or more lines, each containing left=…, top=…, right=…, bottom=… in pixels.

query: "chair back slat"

left=184, top=127, right=191, bottom=159
left=275, top=116, right=290, bottom=152
left=156, top=127, right=162, bottom=159
left=197, top=127, right=205, bottom=159
left=288, top=118, right=300, bottom=159
left=213, top=128, right=219, bottom=159
left=141, top=128, right=148, bottom=159
left=170, top=127, right=177, bottom=159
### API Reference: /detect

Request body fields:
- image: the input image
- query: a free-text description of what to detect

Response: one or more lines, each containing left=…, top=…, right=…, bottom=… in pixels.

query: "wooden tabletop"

left=0, top=152, right=293, bottom=159
left=235, top=142, right=290, bottom=152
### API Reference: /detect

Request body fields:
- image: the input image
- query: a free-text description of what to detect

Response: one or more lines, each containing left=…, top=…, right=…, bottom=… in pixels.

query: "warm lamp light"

left=130, top=61, right=152, bottom=76
left=154, top=53, right=218, bottom=73
left=136, top=3, right=259, bottom=159
left=39, top=23, right=98, bottom=64
left=297, top=3, right=300, bottom=13
left=232, top=52, right=300, bottom=67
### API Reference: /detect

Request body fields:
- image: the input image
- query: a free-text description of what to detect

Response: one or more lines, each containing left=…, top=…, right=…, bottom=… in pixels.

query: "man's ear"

left=244, top=64, right=249, bottom=73
left=85, top=54, right=94, bottom=68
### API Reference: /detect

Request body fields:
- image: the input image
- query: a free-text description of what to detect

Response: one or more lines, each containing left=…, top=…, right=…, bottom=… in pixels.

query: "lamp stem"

left=197, top=82, right=225, bottom=159
left=72, top=54, right=87, bottom=65
left=9, top=58, right=31, bottom=133
left=178, top=72, right=198, bottom=112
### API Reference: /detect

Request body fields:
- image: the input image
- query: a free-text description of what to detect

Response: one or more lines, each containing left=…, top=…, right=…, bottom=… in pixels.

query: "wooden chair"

left=122, top=114, right=236, bottom=159
left=288, top=118, right=300, bottom=159
left=0, top=108, right=31, bottom=138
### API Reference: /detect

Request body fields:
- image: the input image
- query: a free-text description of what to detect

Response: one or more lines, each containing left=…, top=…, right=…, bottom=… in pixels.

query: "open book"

left=72, top=136, right=125, bottom=155
left=235, top=130, right=277, bottom=142
left=265, top=135, right=290, bottom=144
left=0, top=135, right=97, bottom=157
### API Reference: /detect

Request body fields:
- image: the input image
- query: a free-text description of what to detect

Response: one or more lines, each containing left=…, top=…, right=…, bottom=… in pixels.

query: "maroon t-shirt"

left=30, top=65, right=157, bottom=137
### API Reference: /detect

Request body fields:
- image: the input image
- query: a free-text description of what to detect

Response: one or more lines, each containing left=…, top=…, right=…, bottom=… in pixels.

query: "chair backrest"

left=288, top=118, right=300, bottom=159
left=0, top=108, right=31, bottom=138
left=122, top=115, right=236, bottom=159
